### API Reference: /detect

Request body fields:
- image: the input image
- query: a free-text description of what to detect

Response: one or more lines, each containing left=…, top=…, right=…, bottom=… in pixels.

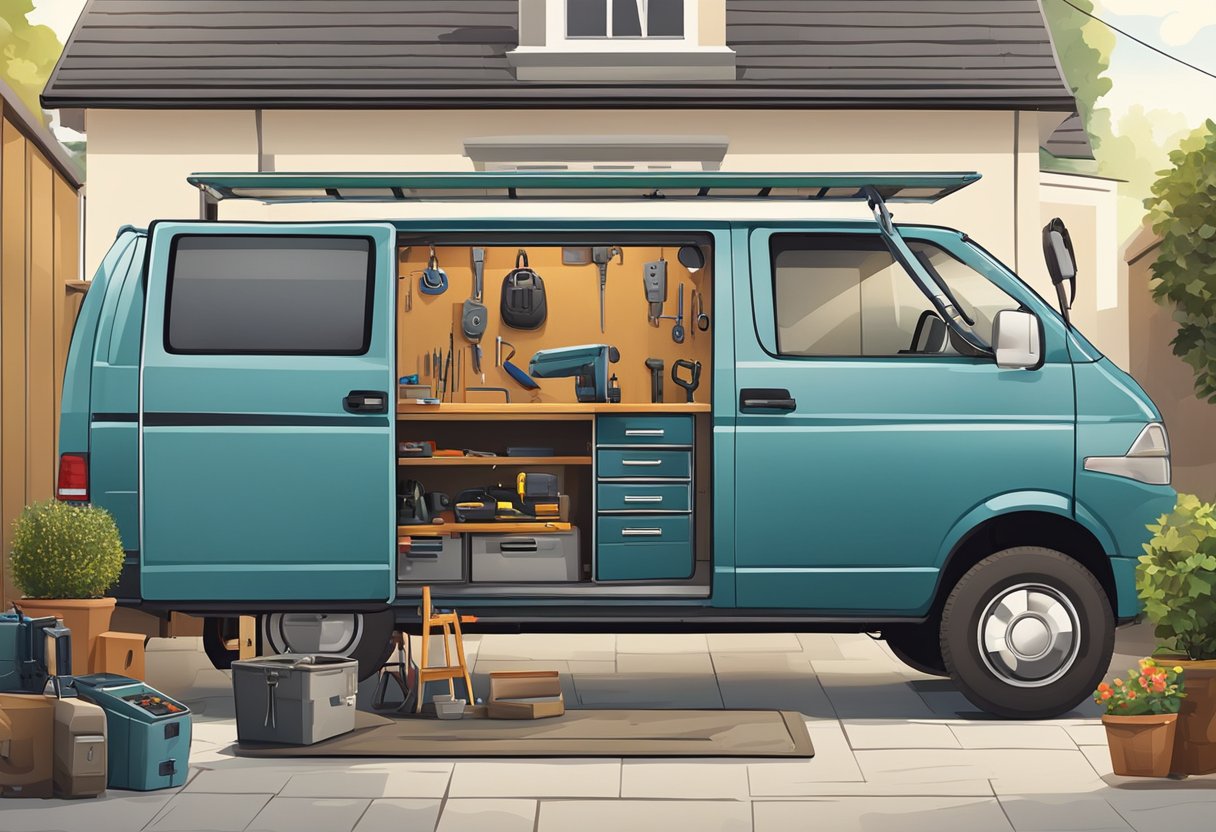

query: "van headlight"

left=1083, top=423, right=1171, bottom=486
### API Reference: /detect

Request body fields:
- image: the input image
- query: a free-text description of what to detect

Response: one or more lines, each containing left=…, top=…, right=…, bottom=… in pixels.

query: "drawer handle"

left=621, top=459, right=662, bottom=467
left=623, top=495, right=663, bottom=504
left=621, top=528, right=663, bottom=536
left=624, top=429, right=665, bottom=437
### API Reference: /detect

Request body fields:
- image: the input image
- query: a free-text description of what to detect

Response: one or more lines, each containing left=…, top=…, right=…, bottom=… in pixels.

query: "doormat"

left=235, top=708, right=814, bottom=758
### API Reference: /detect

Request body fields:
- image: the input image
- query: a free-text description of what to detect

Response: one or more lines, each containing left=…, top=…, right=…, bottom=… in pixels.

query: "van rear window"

left=165, top=235, right=373, bottom=355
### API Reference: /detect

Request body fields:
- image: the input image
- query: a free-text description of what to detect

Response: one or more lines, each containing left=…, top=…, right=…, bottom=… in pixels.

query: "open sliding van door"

left=139, top=223, right=397, bottom=604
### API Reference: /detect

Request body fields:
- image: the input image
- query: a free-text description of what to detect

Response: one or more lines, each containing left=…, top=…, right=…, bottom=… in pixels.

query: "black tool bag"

left=500, top=250, right=547, bottom=330
left=398, top=479, right=430, bottom=525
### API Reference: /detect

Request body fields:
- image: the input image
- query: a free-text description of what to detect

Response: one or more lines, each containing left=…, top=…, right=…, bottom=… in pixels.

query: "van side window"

left=165, top=235, right=373, bottom=355
left=770, top=234, right=1019, bottom=357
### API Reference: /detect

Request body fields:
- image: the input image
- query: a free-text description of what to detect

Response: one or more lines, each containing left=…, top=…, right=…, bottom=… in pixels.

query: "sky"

left=28, top=0, right=1216, bottom=136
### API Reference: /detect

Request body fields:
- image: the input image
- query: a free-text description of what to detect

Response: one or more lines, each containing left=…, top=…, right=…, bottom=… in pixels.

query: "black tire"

left=260, top=610, right=397, bottom=681
left=884, top=621, right=949, bottom=677
left=941, top=546, right=1114, bottom=719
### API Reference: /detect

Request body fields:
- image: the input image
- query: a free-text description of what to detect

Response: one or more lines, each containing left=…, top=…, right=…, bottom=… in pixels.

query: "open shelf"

left=398, top=521, right=573, bottom=535
left=398, top=403, right=709, bottom=418
left=398, top=456, right=591, bottom=467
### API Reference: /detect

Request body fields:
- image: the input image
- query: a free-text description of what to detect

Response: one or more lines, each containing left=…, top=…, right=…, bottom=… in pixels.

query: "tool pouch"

left=500, top=250, right=547, bottom=330
left=397, top=479, right=430, bottom=525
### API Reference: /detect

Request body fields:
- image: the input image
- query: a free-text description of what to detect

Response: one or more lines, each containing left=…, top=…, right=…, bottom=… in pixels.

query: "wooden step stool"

left=416, top=585, right=475, bottom=712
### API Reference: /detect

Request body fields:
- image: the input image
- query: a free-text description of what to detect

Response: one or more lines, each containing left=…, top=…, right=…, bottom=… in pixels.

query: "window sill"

left=507, top=45, right=736, bottom=82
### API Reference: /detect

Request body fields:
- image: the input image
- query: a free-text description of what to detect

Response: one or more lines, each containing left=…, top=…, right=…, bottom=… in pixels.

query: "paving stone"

left=715, top=669, right=836, bottom=718
left=474, top=633, right=616, bottom=662
left=832, top=633, right=895, bottom=662
left=794, top=632, right=846, bottom=660
left=817, top=671, right=937, bottom=719
left=186, top=766, right=297, bottom=794
left=538, top=800, right=752, bottom=832
left=148, top=793, right=272, bottom=831
left=855, top=748, right=1106, bottom=796
left=0, top=791, right=178, bottom=832
left=280, top=764, right=455, bottom=799
left=708, top=632, right=803, bottom=653
left=352, top=799, right=442, bottom=832
left=753, top=796, right=1014, bottom=831
left=1066, top=723, right=1110, bottom=745
left=998, top=795, right=1133, bottom=831
left=616, top=651, right=715, bottom=674
left=247, top=797, right=371, bottom=832
left=616, top=633, right=708, bottom=653
left=436, top=799, right=537, bottom=832
left=1080, top=744, right=1115, bottom=777
left=448, top=760, right=621, bottom=798
left=620, top=760, right=750, bottom=798
left=710, top=652, right=816, bottom=675
left=748, top=722, right=865, bottom=793
left=950, top=723, right=1078, bottom=750
left=841, top=719, right=961, bottom=749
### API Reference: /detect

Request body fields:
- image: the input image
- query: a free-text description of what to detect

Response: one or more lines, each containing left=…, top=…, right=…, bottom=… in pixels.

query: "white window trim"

left=554, top=0, right=700, bottom=51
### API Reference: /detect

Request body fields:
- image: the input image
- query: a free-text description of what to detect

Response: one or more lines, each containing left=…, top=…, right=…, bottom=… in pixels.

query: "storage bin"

left=232, top=654, right=357, bottom=745
left=398, top=536, right=464, bottom=582
left=470, top=530, right=581, bottom=582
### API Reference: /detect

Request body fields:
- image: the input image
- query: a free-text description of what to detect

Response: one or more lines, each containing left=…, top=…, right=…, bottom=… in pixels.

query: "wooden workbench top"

left=397, top=402, right=710, bottom=418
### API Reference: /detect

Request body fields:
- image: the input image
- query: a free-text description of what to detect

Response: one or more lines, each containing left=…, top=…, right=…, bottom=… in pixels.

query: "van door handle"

left=343, top=390, right=389, bottom=414
left=740, top=388, right=797, bottom=412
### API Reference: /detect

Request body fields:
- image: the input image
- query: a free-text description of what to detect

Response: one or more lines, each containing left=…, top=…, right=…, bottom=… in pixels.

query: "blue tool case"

left=0, top=611, right=71, bottom=693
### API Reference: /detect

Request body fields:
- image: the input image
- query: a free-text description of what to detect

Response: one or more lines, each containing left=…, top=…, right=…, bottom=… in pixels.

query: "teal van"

left=58, top=172, right=1174, bottom=719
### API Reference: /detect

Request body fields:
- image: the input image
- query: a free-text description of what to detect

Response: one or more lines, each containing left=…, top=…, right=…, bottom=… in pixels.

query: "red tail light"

left=57, top=453, right=89, bottom=501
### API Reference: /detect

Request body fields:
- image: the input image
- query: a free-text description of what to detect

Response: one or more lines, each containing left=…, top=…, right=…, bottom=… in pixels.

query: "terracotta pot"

left=1165, top=658, right=1216, bottom=775
left=1102, top=712, right=1179, bottom=777
left=14, top=597, right=116, bottom=674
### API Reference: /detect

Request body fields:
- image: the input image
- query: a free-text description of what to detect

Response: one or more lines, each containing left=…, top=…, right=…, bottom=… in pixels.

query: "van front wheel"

left=260, top=610, right=396, bottom=681
left=941, top=547, right=1113, bottom=719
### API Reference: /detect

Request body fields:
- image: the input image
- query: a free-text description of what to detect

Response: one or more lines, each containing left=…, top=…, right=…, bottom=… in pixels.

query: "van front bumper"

left=1110, top=555, right=1143, bottom=621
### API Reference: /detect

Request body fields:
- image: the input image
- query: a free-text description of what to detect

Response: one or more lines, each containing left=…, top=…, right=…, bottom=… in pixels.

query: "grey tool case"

left=232, top=655, right=358, bottom=745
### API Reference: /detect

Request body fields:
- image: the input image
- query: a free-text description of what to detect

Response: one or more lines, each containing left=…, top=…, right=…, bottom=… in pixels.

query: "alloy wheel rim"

left=977, top=583, right=1080, bottom=688
left=263, top=613, right=363, bottom=657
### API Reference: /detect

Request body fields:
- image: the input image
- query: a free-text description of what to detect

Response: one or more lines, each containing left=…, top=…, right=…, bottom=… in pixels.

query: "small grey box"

left=398, top=535, right=464, bottom=582
left=232, top=655, right=357, bottom=746
left=470, top=530, right=581, bottom=582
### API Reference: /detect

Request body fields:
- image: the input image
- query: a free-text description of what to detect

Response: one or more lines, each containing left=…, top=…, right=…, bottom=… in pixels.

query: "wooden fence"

left=0, top=82, right=84, bottom=607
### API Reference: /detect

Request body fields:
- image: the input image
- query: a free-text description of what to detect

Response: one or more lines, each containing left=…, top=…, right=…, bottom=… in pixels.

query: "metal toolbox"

left=470, top=530, right=581, bottom=582
left=398, top=535, right=464, bottom=582
left=232, top=655, right=357, bottom=746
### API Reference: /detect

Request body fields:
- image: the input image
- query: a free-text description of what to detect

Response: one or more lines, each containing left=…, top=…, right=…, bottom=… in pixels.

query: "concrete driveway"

left=2, top=622, right=1213, bottom=832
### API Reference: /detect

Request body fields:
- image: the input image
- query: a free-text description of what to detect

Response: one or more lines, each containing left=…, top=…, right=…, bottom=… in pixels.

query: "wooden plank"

left=1, top=116, right=27, bottom=608
left=54, top=174, right=82, bottom=463
left=399, top=521, right=571, bottom=536
left=26, top=152, right=55, bottom=503
left=237, top=615, right=257, bottom=660
left=400, top=456, right=592, bottom=467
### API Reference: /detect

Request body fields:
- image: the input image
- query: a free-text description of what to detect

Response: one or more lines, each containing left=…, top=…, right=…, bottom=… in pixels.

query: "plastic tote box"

left=398, top=535, right=464, bottom=582
left=53, top=695, right=107, bottom=798
left=470, top=530, right=581, bottom=582
left=72, top=674, right=191, bottom=791
left=232, top=654, right=357, bottom=745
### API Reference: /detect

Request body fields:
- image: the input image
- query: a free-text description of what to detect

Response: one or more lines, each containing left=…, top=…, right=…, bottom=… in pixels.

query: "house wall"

left=82, top=107, right=1052, bottom=296
left=1038, top=171, right=1124, bottom=368
left=1127, top=231, right=1216, bottom=501
left=0, top=101, right=83, bottom=607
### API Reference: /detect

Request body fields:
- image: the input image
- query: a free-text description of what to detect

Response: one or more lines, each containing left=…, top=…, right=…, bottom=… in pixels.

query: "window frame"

left=766, top=232, right=1022, bottom=362
left=563, top=0, right=690, bottom=41
left=162, top=232, right=377, bottom=357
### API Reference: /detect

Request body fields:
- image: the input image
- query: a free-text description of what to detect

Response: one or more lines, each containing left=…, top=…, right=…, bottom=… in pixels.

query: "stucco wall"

left=83, top=107, right=1050, bottom=294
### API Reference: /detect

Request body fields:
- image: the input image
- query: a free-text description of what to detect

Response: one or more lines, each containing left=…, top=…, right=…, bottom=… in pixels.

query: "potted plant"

left=8, top=500, right=125, bottom=673
left=1137, top=494, right=1216, bottom=775
left=1095, top=658, right=1186, bottom=777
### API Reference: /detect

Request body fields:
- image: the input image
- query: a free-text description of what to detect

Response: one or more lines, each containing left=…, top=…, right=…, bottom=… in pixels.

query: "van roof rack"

left=188, top=171, right=980, bottom=206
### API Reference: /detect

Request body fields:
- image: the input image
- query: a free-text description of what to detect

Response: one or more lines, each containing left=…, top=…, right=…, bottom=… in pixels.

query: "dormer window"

left=509, top=0, right=734, bottom=81
left=567, top=0, right=685, bottom=39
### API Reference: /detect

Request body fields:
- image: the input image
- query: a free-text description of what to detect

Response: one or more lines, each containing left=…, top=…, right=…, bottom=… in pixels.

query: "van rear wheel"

left=260, top=611, right=396, bottom=681
left=941, top=547, right=1113, bottom=719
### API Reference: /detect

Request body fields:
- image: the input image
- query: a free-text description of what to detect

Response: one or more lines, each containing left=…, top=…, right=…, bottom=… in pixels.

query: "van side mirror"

left=1041, top=218, right=1076, bottom=324
left=992, top=309, right=1042, bottom=370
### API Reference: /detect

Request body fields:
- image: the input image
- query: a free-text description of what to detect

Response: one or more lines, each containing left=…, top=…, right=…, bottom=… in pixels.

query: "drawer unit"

left=597, top=514, right=691, bottom=545
left=597, top=542, right=694, bottom=581
left=398, top=536, right=464, bottom=582
left=597, top=449, right=691, bottom=480
left=597, top=415, right=693, bottom=447
left=470, top=530, right=581, bottom=583
left=597, top=482, right=691, bottom=513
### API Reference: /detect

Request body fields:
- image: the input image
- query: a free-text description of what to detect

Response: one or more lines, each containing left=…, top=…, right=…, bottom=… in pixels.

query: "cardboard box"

left=0, top=693, right=54, bottom=798
left=487, top=671, right=565, bottom=720
left=93, top=631, right=146, bottom=680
